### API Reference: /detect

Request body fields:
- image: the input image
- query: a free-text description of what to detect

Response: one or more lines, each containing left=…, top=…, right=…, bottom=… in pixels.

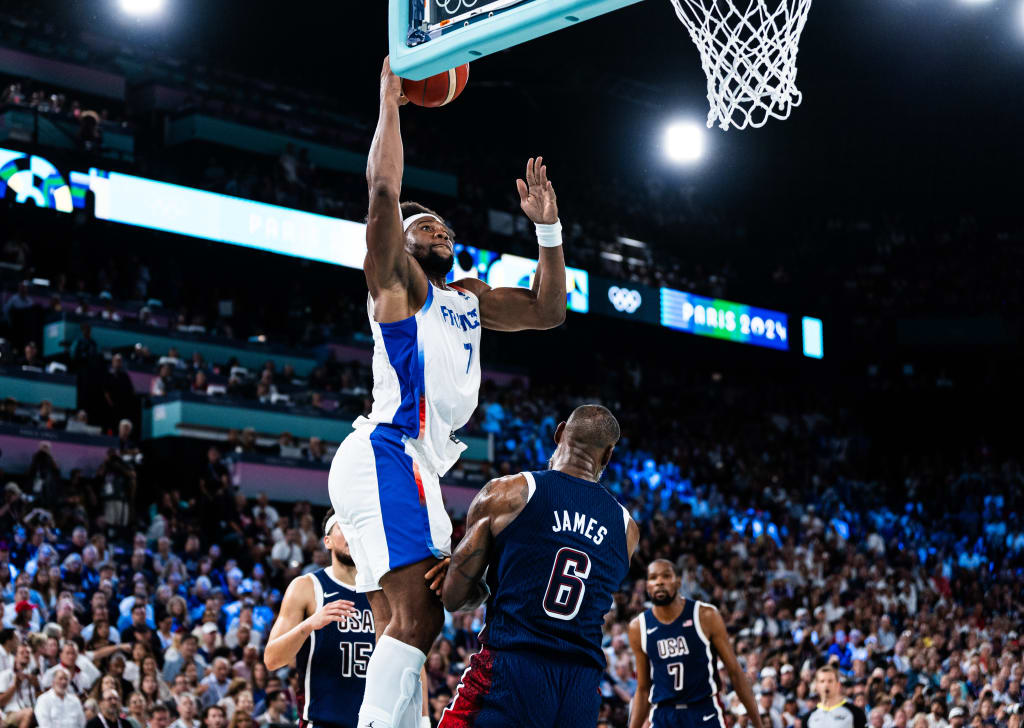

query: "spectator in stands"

left=31, top=401, right=55, bottom=429
left=158, top=350, right=183, bottom=370
left=268, top=532, right=301, bottom=572
left=302, top=437, right=326, bottom=463
left=0, top=643, right=38, bottom=728
left=65, top=410, right=94, bottom=434
left=146, top=705, right=170, bottom=728
left=34, top=667, right=85, bottom=728
left=274, top=434, right=298, bottom=458
left=216, top=680, right=249, bottom=721
left=78, top=111, right=102, bottom=153
left=18, top=342, right=41, bottom=370
left=86, top=689, right=131, bottom=728
left=199, top=706, right=225, bottom=728
left=162, top=635, right=204, bottom=684
left=239, top=429, right=257, bottom=454
left=249, top=495, right=277, bottom=529
left=191, top=372, right=209, bottom=396
left=3, top=282, right=33, bottom=325
left=105, top=354, right=136, bottom=431
left=252, top=691, right=287, bottom=728
left=123, top=692, right=145, bottom=728
left=96, top=450, right=135, bottom=536
left=0, top=399, right=21, bottom=424
left=70, top=324, right=99, bottom=370
left=169, top=693, right=199, bottom=728
left=27, top=443, right=60, bottom=504
left=150, top=364, right=173, bottom=398
left=41, top=643, right=99, bottom=694
left=118, top=420, right=140, bottom=456
left=198, top=659, right=230, bottom=709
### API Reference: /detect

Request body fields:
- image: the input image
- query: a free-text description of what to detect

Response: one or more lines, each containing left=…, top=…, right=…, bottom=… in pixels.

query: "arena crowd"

left=0, top=365, right=1020, bottom=727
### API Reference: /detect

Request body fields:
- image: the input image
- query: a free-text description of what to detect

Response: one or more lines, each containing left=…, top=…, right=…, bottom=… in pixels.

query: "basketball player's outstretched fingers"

left=310, top=600, right=357, bottom=629
left=516, top=178, right=529, bottom=204
left=424, top=557, right=451, bottom=595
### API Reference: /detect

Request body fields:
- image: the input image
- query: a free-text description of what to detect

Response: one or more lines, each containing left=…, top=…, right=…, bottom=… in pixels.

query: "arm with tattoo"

left=441, top=474, right=531, bottom=612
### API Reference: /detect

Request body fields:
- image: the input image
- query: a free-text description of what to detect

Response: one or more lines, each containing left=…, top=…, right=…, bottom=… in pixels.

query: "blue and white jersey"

left=639, top=599, right=722, bottom=708
left=354, top=283, right=482, bottom=476
left=295, top=569, right=374, bottom=727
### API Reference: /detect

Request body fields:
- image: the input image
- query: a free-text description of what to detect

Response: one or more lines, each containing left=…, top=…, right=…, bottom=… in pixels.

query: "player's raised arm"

left=701, top=604, right=764, bottom=728
left=263, top=574, right=356, bottom=670
left=627, top=616, right=653, bottom=728
left=364, top=57, right=411, bottom=295
left=440, top=474, right=531, bottom=612
left=456, top=158, right=567, bottom=331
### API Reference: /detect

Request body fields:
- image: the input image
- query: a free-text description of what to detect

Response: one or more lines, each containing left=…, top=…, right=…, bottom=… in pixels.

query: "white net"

left=669, top=0, right=814, bottom=131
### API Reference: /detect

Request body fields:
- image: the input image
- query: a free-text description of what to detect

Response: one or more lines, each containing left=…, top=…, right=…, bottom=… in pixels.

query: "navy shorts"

left=439, top=646, right=602, bottom=728
left=651, top=696, right=729, bottom=728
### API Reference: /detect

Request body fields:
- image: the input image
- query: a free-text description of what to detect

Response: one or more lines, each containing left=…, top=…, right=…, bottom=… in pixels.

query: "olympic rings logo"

left=436, top=0, right=478, bottom=14
left=608, top=286, right=642, bottom=313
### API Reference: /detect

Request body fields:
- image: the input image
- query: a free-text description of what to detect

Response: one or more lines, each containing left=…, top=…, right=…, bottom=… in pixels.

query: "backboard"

left=389, top=0, right=643, bottom=80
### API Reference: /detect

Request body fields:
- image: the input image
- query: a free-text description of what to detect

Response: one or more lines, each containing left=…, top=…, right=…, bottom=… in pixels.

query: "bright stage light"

left=119, top=0, right=164, bottom=17
left=664, top=121, right=706, bottom=164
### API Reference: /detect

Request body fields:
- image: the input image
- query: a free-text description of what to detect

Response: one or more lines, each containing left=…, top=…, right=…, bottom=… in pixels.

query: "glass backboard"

left=389, top=0, right=643, bottom=80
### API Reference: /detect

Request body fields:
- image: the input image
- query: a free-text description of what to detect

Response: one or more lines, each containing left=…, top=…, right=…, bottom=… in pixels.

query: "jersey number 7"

left=542, top=547, right=591, bottom=621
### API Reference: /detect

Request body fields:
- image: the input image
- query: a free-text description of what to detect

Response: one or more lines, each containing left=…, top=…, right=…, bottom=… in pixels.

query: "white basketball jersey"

left=353, top=283, right=482, bottom=476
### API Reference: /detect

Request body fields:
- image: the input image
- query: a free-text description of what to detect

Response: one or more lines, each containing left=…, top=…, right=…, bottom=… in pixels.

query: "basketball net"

left=669, top=0, right=813, bottom=131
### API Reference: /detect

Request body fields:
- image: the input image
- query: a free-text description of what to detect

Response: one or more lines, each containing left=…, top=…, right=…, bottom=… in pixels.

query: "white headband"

left=324, top=514, right=339, bottom=536
left=403, top=213, right=442, bottom=232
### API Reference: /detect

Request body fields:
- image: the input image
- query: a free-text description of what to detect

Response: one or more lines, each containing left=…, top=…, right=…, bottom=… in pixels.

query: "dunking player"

left=263, top=509, right=375, bottom=728
left=628, top=560, right=763, bottom=728
left=436, top=405, right=639, bottom=728
left=328, top=58, right=568, bottom=728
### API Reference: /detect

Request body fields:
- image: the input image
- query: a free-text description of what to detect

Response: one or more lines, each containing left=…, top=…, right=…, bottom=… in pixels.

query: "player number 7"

left=668, top=662, right=684, bottom=691
left=463, top=342, right=473, bottom=374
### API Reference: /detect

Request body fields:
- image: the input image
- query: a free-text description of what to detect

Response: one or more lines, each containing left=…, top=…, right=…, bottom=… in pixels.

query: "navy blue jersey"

left=479, top=470, right=631, bottom=669
left=295, top=569, right=374, bottom=727
left=641, top=599, right=721, bottom=707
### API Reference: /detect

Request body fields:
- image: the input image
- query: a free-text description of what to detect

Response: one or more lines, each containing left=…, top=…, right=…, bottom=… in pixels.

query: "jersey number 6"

left=542, top=547, right=591, bottom=621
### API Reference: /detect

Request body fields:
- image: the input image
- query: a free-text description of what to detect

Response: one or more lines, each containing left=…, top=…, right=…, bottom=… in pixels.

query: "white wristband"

left=421, top=716, right=432, bottom=728
left=535, top=220, right=563, bottom=248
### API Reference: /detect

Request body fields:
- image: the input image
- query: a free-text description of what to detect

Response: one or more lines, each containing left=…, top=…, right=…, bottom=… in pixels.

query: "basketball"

left=401, top=64, right=469, bottom=108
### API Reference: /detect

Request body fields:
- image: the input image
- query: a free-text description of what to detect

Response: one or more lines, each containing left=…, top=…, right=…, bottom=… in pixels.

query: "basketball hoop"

left=669, top=0, right=813, bottom=131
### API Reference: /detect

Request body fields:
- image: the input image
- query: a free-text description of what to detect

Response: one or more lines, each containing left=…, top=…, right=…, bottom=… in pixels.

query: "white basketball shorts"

left=327, top=423, right=452, bottom=593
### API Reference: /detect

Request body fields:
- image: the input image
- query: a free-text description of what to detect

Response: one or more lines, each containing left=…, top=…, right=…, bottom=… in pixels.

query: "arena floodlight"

left=119, top=0, right=164, bottom=17
left=958, top=0, right=992, bottom=5
left=664, top=121, right=706, bottom=165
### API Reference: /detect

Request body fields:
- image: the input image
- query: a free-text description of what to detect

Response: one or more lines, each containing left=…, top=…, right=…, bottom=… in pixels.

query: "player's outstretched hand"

left=307, top=599, right=358, bottom=631
left=424, top=557, right=450, bottom=596
left=516, top=157, right=558, bottom=225
left=380, top=56, right=408, bottom=107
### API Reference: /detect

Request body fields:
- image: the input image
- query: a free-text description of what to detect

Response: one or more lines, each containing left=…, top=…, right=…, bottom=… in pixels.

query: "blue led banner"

left=660, top=288, right=789, bottom=351
left=0, top=146, right=823, bottom=349
left=69, top=168, right=369, bottom=269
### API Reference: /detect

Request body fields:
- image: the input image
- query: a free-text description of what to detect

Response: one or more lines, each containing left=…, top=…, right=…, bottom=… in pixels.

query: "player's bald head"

left=563, top=405, right=620, bottom=451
